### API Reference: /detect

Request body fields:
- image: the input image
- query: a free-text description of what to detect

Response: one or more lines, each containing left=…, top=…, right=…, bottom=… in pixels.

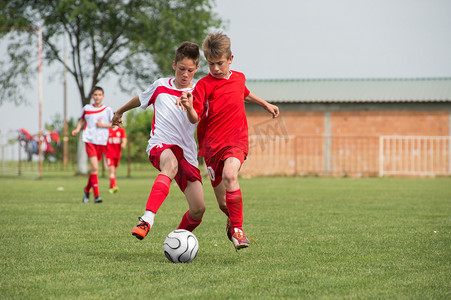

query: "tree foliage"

left=0, top=0, right=222, bottom=106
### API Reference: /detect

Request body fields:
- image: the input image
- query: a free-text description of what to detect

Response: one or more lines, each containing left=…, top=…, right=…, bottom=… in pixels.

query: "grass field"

left=1, top=172, right=450, bottom=299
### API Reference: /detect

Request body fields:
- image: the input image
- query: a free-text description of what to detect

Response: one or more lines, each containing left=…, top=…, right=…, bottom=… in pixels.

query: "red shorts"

left=85, top=143, right=106, bottom=160
left=149, top=144, right=202, bottom=192
left=106, top=157, right=121, bottom=168
left=204, top=146, right=246, bottom=188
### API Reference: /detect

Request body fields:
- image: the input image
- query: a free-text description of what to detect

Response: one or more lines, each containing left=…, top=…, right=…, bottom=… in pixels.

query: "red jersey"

left=106, top=127, right=126, bottom=159
left=192, top=71, right=250, bottom=157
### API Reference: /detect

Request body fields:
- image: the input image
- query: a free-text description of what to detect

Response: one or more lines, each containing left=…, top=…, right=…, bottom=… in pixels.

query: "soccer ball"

left=163, top=229, right=199, bottom=263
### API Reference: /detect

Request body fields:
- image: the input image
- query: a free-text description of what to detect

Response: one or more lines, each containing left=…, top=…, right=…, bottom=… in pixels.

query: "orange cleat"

left=132, top=217, right=150, bottom=240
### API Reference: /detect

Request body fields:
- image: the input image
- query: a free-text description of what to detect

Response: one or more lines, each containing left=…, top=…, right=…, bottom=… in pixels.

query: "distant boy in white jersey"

left=72, top=86, right=114, bottom=203
left=112, top=41, right=205, bottom=240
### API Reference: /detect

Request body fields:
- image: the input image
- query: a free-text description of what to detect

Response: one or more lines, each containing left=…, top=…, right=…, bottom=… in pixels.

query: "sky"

left=1, top=0, right=451, bottom=145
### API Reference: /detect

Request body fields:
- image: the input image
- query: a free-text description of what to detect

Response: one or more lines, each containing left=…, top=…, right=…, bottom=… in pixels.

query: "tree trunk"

left=76, top=133, right=88, bottom=175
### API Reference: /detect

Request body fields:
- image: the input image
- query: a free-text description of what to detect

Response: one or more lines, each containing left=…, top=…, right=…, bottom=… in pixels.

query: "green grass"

left=1, top=173, right=450, bottom=299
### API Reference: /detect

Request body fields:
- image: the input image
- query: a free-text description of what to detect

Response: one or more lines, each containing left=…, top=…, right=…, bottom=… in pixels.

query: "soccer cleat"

left=82, top=191, right=90, bottom=203
left=94, top=196, right=103, bottom=203
left=132, top=217, right=150, bottom=240
left=231, top=228, right=256, bottom=251
left=226, top=218, right=232, bottom=241
left=109, top=186, right=119, bottom=194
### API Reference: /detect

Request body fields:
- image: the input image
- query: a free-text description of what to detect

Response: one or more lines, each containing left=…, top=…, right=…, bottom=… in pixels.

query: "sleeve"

left=192, top=80, right=207, bottom=117
left=80, top=106, right=87, bottom=120
left=244, top=85, right=250, bottom=98
left=107, top=107, right=114, bottom=122
left=121, top=128, right=127, bottom=138
left=138, top=81, right=158, bottom=110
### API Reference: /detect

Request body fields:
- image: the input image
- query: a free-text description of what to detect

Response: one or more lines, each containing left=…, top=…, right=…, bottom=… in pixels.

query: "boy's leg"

left=145, top=149, right=178, bottom=212
left=108, top=163, right=118, bottom=193
left=222, top=157, right=242, bottom=229
left=132, top=148, right=178, bottom=240
left=213, top=182, right=229, bottom=216
left=222, top=157, right=250, bottom=250
left=177, top=180, right=205, bottom=232
left=109, top=165, right=116, bottom=187
left=213, top=182, right=233, bottom=241
left=88, top=156, right=100, bottom=199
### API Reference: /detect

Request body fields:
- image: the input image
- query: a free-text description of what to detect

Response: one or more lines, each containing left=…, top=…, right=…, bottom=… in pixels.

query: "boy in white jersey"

left=112, top=41, right=205, bottom=240
left=72, top=86, right=114, bottom=203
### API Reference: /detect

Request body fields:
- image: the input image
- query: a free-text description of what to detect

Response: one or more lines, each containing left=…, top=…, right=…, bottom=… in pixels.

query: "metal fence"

left=379, top=136, right=450, bottom=176
left=241, top=135, right=450, bottom=177
left=2, top=134, right=450, bottom=177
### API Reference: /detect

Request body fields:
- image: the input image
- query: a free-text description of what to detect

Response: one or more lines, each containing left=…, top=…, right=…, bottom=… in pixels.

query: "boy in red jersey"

left=112, top=41, right=205, bottom=240
left=72, top=86, right=114, bottom=203
left=106, top=126, right=127, bottom=194
left=179, top=32, right=279, bottom=250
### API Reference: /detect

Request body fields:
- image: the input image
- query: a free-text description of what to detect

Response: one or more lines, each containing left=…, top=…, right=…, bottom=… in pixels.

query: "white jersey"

left=139, top=78, right=198, bottom=167
left=80, top=104, right=114, bottom=146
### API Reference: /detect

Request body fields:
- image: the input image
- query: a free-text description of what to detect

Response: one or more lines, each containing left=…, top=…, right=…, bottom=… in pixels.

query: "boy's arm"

left=121, top=137, right=127, bottom=149
left=244, top=92, right=279, bottom=118
left=71, top=118, right=85, bottom=136
left=96, top=121, right=112, bottom=128
left=112, top=96, right=141, bottom=126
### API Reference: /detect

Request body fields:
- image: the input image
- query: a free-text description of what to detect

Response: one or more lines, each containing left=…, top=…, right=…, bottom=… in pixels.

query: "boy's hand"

left=266, top=103, right=280, bottom=118
left=176, top=92, right=194, bottom=112
left=112, top=112, right=123, bottom=126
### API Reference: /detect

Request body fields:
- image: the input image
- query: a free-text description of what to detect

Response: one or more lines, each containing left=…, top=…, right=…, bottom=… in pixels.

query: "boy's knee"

left=222, top=169, right=238, bottom=185
left=191, top=205, right=205, bottom=219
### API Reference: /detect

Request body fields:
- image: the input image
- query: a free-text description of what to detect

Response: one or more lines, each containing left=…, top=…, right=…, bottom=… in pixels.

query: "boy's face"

left=207, top=55, right=233, bottom=79
left=91, top=90, right=104, bottom=106
left=173, top=58, right=199, bottom=89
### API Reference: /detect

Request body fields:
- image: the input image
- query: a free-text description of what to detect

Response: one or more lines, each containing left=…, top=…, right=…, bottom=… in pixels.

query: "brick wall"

left=242, top=106, right=450, bottom=177
left=331, top=110, right=449, bottom=136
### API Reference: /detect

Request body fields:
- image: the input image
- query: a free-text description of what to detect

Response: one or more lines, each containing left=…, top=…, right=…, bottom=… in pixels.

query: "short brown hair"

left=202, top=32, right=232, bottom=60
left=174, top=41, right=200, bottom=66
left=91, top=86, right=104, bottom=95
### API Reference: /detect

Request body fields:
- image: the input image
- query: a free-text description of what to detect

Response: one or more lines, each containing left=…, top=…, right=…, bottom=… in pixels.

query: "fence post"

left=449, top=112, right=451, bottom=175
left=379, top=136, right=384, bottom=177
left=17, top=134, right=21, bottom=176
left=127, top=140, right=131, bottom=178
left=324, top=111, right=331, bottom=176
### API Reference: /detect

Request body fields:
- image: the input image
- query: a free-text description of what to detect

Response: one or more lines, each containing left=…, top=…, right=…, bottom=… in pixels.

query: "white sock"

left=141, top=210, right=156, bottom=227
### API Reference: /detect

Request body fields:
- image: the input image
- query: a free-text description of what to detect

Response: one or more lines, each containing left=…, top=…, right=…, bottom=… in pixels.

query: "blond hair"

left=202, top=32, right=232, bottom=60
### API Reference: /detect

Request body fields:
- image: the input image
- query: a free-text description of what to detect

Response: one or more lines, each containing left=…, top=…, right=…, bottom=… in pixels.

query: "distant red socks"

left=226, top=189, right=243, bottom=231
left=146, top=174, right=171, bottom=213
left=110, top=177, right=116, bottom=188
left=85, top=174, right=99, bottom=197
left=177, top=210, right=202, bottom=232
left=91, top=174, right=99, bottom=197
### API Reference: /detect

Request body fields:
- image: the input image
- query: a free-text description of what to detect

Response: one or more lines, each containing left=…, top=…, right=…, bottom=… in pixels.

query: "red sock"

left=110, top=177, right=116, bottom=188
left=146, top=174, right=171, bottom=213
left=91, top=174, right=99, bottom=197
left=85, top=176, right=92, bottom=193
left=177, top=210, right=202, bottom=232
left=226, top=189, right=243, bottom=231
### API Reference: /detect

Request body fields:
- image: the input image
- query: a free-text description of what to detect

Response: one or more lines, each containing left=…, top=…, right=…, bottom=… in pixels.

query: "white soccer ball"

left=163, top=229, right=199, bottom=263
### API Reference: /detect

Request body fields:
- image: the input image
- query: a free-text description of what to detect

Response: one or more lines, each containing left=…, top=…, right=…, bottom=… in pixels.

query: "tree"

left=0, top=0, right=222, bottom=106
